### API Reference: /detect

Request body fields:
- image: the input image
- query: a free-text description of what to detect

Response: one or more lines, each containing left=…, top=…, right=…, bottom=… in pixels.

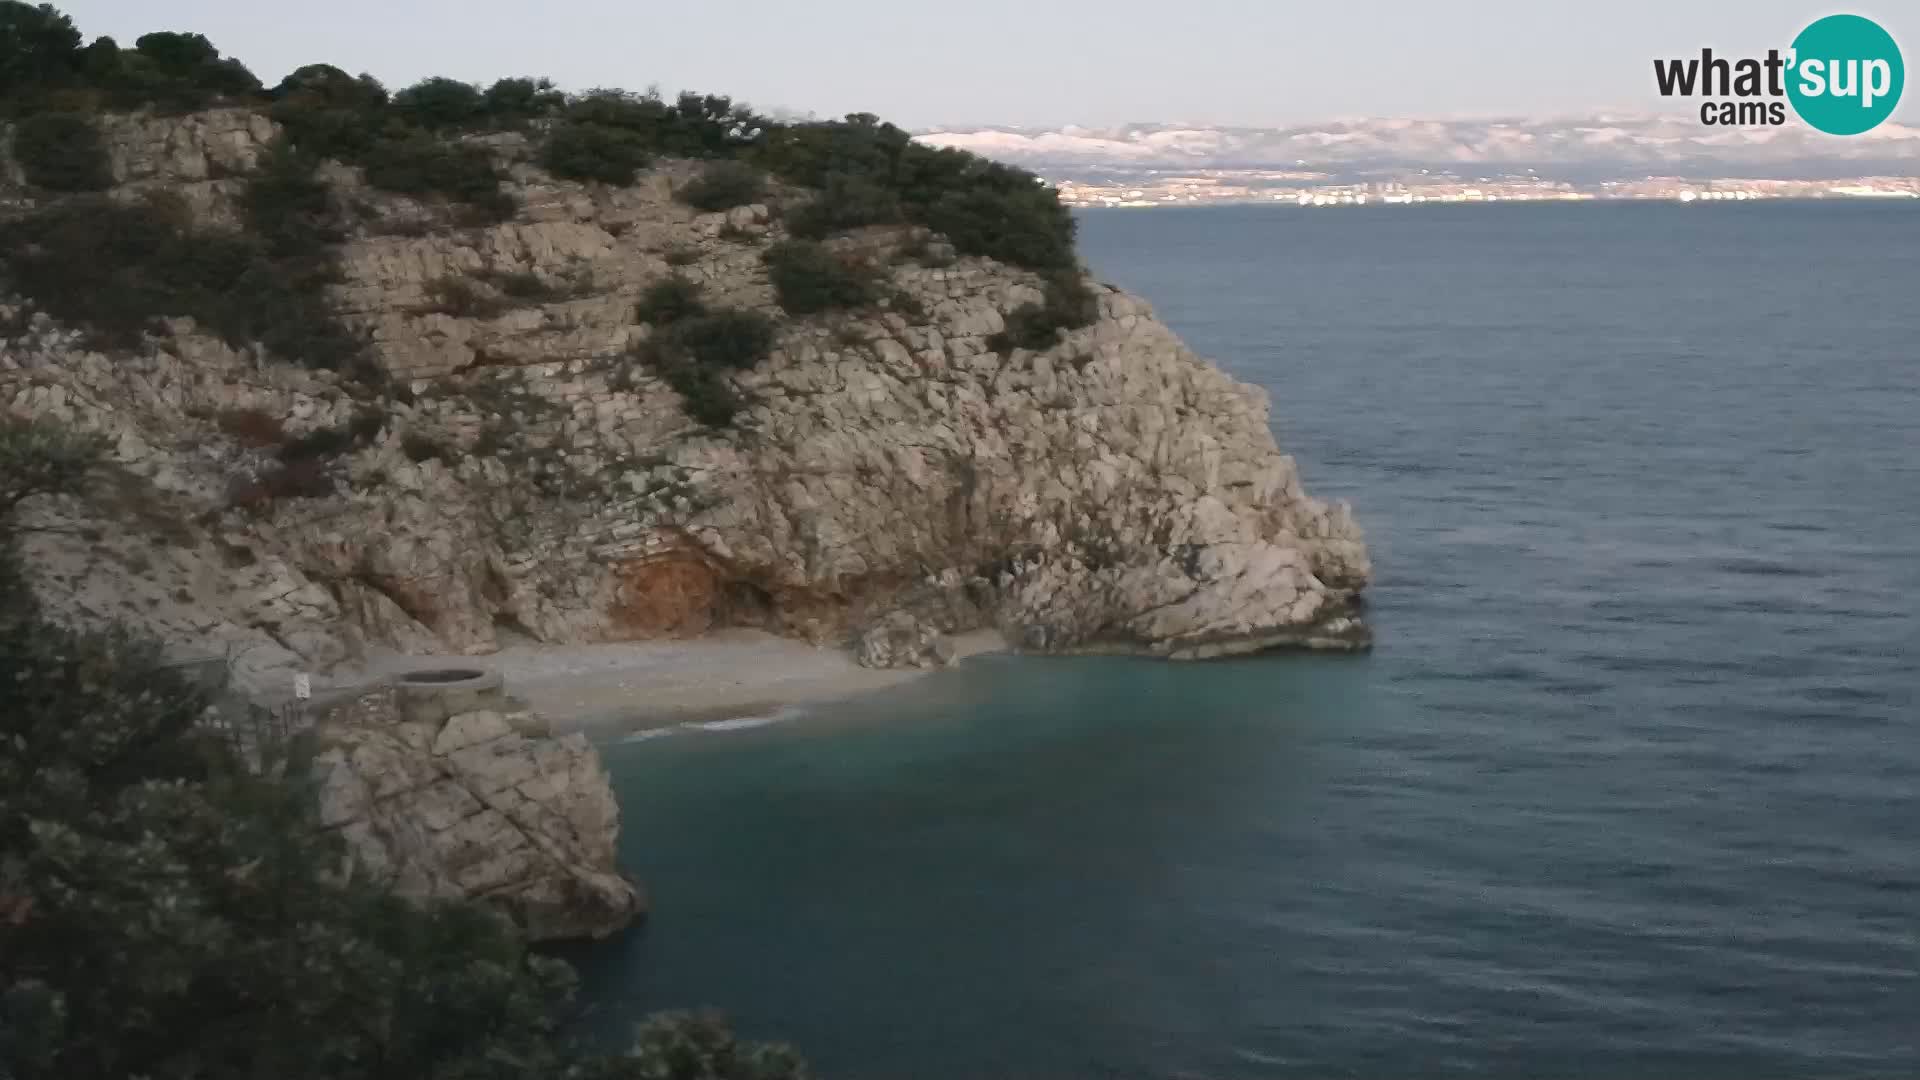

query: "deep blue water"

left=572, top=203, right=1920, bottom=1077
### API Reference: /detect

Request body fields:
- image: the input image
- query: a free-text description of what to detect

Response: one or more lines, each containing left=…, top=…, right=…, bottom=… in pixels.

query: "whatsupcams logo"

left=1653, top=13, right=1905, bottom=134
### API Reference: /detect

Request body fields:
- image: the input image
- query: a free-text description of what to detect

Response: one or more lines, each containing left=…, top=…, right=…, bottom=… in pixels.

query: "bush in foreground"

left=0, top=415, right=810, bottom=1080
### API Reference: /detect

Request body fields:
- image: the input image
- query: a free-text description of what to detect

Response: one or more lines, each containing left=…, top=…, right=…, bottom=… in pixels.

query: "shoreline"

left=357, top=628, right=1010, bottom=735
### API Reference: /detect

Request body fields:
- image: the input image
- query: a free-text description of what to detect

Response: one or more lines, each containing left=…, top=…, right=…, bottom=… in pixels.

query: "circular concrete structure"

left=393, top=667, right=505, bottom=724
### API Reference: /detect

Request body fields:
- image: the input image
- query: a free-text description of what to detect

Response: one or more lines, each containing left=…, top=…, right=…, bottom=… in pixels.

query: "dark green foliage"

left=273, top=62, right=387, bottom=109
left=0, top=196, right=365, bottom=372
left=655, top=362, right=747, bottom=429
left=540, top=120, right=649, bottom=186
left=358, top=134, right=514, bottom=221
left=10, top=109, right=109, bottom=190
left=266, top=64, right=386, bottom=160
left=634, top=275, right=706, bottom=325
left=0, top=418, right=811, bottom=1080
left=242, top=143, right=338, bottom=256
left=0, top=414, right=102, bottom=516
left=783, top=171, right=900, bottom=239
left=391, top=76, right=483, bottom=130
left=401, top=432, right=452, bottom=464
left=0, top=1, right=83, bottom=109
left=481, top=76, right=565, bottom=127
left=922, top=180, right=1075, bottom=270
left=762, top=240, right=879, bottom=315
left=267, top=66, right=510, bottom=217
left=0, top=21, right=260, bottom=115
left=617, top=1011, right=812, bottom=1080
left=754, top=115, right=1075, bottom=269
left=563, top=89, right=764, bottom=159
left=0, top=582, right=568, bottom=1079
left=678, top=160, right=764, bottom=212
left=660, top=308, right=777, bottom=372
left=988, top=270, right=1099, bottom=354
left=6, top=5, right=1074, bottom=270
left=636, top=307, right=776, bottom=428
left=110, top=30, right=260, bottom=111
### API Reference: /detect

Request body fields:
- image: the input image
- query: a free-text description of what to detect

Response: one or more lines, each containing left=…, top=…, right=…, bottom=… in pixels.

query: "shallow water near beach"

left=570, top=202, right=1920, bottom=1078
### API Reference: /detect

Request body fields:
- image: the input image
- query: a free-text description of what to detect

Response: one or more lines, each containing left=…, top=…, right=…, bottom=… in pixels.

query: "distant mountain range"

left=914, top=115, right=1920, bottom=181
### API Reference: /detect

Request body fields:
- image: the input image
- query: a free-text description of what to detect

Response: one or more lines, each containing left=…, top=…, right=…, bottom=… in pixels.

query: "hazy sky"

left=52, top=1, right=1919, bottom=128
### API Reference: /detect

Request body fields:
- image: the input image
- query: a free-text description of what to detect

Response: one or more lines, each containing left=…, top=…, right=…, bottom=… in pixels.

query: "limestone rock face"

left=854, top=610, right=956, bottom=670
left=0, top=109, right=1371, bottom=677
left=309, top=687, right=643, bottom=941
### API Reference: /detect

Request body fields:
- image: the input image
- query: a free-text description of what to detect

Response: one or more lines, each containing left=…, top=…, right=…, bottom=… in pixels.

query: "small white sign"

left=294, top=674, right=312, bottom=701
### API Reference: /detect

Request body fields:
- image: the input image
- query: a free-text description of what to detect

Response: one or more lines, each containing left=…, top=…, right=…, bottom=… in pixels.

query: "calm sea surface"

left=571, top=203, right=1920, bottom=1078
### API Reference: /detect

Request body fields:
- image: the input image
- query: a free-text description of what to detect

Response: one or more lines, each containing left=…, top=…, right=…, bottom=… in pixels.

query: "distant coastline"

left=1053, top=176, right=1920, bottom=210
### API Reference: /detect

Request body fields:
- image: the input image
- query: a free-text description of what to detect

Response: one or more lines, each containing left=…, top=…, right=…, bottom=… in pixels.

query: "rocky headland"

left=1, top=100, right=1369, bottom=936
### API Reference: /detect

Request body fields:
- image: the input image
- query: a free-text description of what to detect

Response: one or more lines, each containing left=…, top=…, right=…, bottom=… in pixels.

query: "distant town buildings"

left=1047, top=171, right=1920, bottom=208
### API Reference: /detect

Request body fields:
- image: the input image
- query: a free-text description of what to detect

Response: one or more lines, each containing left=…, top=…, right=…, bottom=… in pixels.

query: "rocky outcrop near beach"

left=306, top=676, right=643, bottom=940
left=0, top=108, right=1370, bottom=687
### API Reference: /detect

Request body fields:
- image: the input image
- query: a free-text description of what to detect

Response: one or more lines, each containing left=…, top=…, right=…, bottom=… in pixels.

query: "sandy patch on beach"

left=357, top=628, right=1007, bottom=730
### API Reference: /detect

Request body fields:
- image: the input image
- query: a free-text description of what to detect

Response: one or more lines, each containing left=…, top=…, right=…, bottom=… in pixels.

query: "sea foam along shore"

left=357, top=628, right=1009, bottom=733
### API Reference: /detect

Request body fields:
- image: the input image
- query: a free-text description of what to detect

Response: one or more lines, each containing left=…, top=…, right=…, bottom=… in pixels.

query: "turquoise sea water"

left=570, top=203, right=1920, bottom=1077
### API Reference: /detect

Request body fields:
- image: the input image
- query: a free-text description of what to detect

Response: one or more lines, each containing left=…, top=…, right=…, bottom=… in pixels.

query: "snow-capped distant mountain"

left=915, top=115, right=1920, bottom=178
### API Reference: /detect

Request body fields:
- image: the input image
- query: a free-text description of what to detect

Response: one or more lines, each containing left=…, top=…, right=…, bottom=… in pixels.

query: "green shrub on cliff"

left=481, top=76, right=566, bottom=126
left=988, top=270, right=1100, bottom=354
left=783, top=171, right=902, bottom=239
left=391, top=75, right=483, bottom=130
left=243, top=142, right=340, bottom=256
left=635, top=275, right=707, bottom=326
left=541, top=120, right=651, bottom=186
left=633, top=307, right=776, bottom=428
left=0, top=195, right=365, bottom=373
left=763, top=239, right=880, bottom=315
left=0, top=1, right=84, bottom=110
left=8, top=2, right=1076, bottom=271
left=267, top=66, right=512, bottom=217
left=753, top=114, right=1076, bottom=269
left=9, top=108, right=110, bottom=190
left=103, top=30, right=261, bottom=112
left=678, top=159, right=765, bottom=212
left=661, top=308, right=777, bottom=372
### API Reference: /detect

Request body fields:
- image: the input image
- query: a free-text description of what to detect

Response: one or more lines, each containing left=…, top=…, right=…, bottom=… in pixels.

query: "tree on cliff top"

left=0, top=416, right=809, bottom=1080
left=0, top=2, right=82, bottom=103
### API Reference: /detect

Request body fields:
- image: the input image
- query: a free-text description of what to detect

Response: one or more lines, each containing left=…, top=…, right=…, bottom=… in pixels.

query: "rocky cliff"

left=307, top=675, right=643, bottom=940
left=0, top=108, right=1370, bottom=687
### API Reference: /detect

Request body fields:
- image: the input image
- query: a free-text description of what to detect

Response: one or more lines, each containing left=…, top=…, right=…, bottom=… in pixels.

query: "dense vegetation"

left=763, top=240, right=880, bottom=315
left=9, top=108, right=108, bottom=189
left=0, top=415, right=809, bottom=1080
left=628, top=280, right=774, bottom=428
left=0, top=192, right=366, bottom=372
left=2, top=0, right=1091, bottom=395
left=1, top=1, right=1078, bottom=268
left=677, top=159, right=765, bottom=213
